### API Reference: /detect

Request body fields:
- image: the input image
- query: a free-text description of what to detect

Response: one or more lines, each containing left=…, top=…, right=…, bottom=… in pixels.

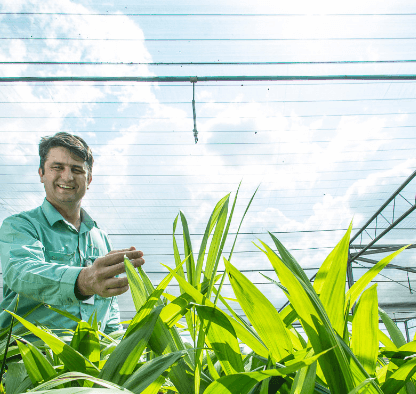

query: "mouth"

left=57, top=184, right=75, bottom=191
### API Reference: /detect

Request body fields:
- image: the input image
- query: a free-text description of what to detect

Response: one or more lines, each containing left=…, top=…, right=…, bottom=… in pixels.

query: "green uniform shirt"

left=0, top=199, right=122, bottom=334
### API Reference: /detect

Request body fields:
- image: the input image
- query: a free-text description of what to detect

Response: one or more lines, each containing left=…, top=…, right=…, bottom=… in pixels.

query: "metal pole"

left=2, top=75, right=416, bottom=83
left=405, top=320, right=410, bottom=343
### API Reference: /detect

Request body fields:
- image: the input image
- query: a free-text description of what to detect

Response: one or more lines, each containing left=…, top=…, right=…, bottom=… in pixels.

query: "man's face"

left=39, top=146, right=92, bottom=208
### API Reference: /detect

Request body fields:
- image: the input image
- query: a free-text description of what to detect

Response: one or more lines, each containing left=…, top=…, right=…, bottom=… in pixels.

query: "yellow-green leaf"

left=225, top=258, right=293, bottom=362
left=196, top=305, right=244, bottom=375
left=351, top=284, right=378, bottom=375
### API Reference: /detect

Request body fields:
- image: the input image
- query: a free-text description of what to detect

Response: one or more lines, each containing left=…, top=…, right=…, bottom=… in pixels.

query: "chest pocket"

left=46, top=251, right=76, bottom=265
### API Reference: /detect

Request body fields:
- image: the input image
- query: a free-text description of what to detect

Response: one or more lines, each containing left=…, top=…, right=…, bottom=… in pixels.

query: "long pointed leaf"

left=228, top=183, right=259, bottom=262
left=124, top=256, right=149, bottom=312
left=162, top=264, right=269, bottom=358
left=314, top=222, right=352, bottom=336
left=351, top=284, right=378, bottom=375
left=196, top=304, right=244, bottom=375
left=195, top=194, right=230, bottom=285
left=99, top=306, right=162, bottom=385
left=123, top=351, right=187, bottom=393
left=346, top=245, right=409, bottom=313
left=70, top=321, right=100, bottom=365
left=379, top=307, right=407, bottom=348
left=204, top=348, right=330, bottom=394
left=290, top=349, right=317, bottom=394
left=258, top=239, right=355, bottom=393
left=382, top=356, right=416, bottom=394
left=16, top=338, right=57, bottom=385
left=27, top=372, right=127, bottom=391
left=5, top=310, right=99, bottom=375
left=180, top=210, right=196, bottom=286
left=225, top=258, right=292, bottom=362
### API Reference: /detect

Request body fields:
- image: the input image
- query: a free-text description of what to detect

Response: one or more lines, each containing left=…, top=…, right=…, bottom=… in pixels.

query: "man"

left=0, top=132, right=144, bottom=334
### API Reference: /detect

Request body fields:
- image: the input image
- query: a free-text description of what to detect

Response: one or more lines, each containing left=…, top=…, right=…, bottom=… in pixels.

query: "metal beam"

left=350, top=169, right=416, bottom=244
left=349, top=203, right=416, bottom=264
left=354, top=256, right=416, bottom=274
left=350, top=244, right=416, bottom=257
left=2, top=75, right=416, bottom=83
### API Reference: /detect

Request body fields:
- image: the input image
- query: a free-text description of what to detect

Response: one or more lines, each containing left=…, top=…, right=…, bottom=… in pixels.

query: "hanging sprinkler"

left=190, top=76, right=198, bottom=144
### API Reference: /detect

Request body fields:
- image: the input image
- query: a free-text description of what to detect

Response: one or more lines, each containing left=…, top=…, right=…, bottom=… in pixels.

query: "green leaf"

left=124, top=256, right=149, bottom=312
left=195, top=194, right=230, bottom=286
left=258, top=239, right=355, bottom=394
left=313, top=222, right=352, bottom=336
left=4, top=362, right=30, bottom=394
left=162, top=264, right=269, bottom=359
left=45, top=305, right=81, bottom=324
left=172, top=214, right=188, bottom=288
left=136, top=266, right=158, bottom=298
left=228, top=184, right=259, bottom=262
left=122, top=351, right=186, bottom=394
left=139, top=372, right=168, bottom=394
left=98, top=305, right=162, bottom=385
left=27, top=372, right=129, bottom=391
left=204, top=348, right=330, bottom=394
left=379, top=329, right=398, bottom=348
left=379, top=307, right=407, bottom=348
left=16, top=338, right=57, bottom=385
left=289, top=350, right=317, bottom=394
left=206, top=350, right=220, bottom=380
left=382, top=356, right=416, bottom=394
left=346, top=245, right=409, bottom=313
left=196, top=304, right=244, bottom=375
left=29, top=389, right=132, bottom=394
left=70, top=321, right=100, bottom=365
left=351, top=284, right=379, bottom=375
left=337, top=335, right=383, bottom=394
left=147, top=318, right=196, bottom=394
left=348, top=379, right=376, bottom=394
left=205, top=197, right=229, bottom=298
left=124, top=257, right=184, bottom=338
left=180, top=210, right=196, bottom=286
left=224, top=258, right=293, bottom=362
left=5, top=310, right=98, bottom=375
left=268, top=232, right=312, bottom=289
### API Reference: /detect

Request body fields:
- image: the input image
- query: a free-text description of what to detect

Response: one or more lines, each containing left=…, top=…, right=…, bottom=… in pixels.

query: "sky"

left=1, top=0, right=416, bottom=336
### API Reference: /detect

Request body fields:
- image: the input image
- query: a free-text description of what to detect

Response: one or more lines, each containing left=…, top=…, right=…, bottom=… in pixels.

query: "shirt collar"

left=41, top=198, right=96, bottom=232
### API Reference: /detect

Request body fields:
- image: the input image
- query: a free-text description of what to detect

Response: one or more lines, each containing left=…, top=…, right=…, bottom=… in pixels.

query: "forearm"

left=4, top=254, right=83, bottom=305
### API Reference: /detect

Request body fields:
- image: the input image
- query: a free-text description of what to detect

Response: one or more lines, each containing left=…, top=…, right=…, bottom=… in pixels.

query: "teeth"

left=58, top=185, right=74, bottom=189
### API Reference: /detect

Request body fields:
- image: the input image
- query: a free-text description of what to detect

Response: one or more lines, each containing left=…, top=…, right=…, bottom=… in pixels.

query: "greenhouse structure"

left=1, top=1, right=416, bottom=393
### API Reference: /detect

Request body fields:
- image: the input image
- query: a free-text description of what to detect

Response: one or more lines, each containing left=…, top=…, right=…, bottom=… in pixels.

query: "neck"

left=47, top=198, right=82, bottom=230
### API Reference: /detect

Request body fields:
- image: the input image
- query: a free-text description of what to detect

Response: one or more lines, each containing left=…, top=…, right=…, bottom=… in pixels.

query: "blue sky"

left=1, top=0, right=416, bottom=335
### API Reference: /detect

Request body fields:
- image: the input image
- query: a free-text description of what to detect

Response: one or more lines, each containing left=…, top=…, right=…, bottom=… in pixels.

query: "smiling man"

left=0, top=132, right=145, bottom=334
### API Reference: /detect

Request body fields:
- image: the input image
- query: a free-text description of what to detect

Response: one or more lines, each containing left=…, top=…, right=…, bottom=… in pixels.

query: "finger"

left=96, top=250, right=143, bottom=267
left=107, top=246, right=136, bottom=255
left=102, top=284, right=130, bottom=297
left=105, top=276, right=129, bottom=289
left=124, top=249, right=143, bottom=260
left=98, top=262, right=128, bottom=278
left=129, top=257, right=145, bottom=268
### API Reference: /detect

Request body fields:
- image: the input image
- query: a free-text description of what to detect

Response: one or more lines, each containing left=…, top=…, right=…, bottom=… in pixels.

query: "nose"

left=61, top=167, right=74, bottom=181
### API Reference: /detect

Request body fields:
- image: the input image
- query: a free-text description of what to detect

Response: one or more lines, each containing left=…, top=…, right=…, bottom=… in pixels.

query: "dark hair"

left=39, top=132, right=94, bottom=175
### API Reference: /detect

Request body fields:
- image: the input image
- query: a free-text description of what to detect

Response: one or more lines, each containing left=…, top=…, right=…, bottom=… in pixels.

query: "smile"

left=57, top=184, right=75, bottom=190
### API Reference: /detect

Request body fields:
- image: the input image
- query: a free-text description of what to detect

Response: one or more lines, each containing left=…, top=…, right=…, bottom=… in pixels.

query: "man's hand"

left=76, top=247, right=145, bottom=298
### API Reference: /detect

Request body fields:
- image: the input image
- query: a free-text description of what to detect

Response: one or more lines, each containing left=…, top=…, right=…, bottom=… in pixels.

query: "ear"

left=38, top=167, right=45, bottom=183
left=87, top=173, right=92, bottom=188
